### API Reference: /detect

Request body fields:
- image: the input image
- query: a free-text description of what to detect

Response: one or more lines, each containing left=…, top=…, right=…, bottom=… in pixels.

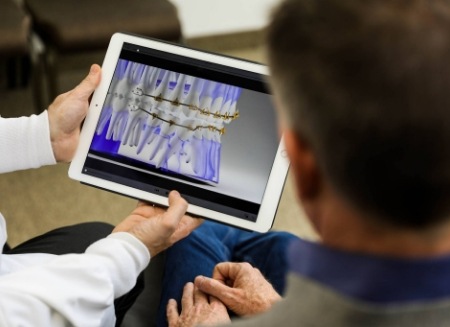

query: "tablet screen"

left=82, top=42, right=279, bottom=222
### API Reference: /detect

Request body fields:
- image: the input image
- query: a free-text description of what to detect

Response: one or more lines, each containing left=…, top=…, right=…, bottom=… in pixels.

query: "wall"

left=169, top=0, right=282, bottom=39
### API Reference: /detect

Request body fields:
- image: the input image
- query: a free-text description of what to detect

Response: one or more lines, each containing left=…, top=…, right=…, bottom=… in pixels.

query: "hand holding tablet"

left=69, top=33, right=289, bottom=232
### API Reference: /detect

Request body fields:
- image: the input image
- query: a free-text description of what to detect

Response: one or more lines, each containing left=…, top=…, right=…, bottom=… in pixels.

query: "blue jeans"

left=157, top=221, right=299, bottom=326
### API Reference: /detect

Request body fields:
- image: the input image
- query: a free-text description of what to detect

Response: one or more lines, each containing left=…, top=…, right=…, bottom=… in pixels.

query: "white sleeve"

left=0, top=111, right=56, bottom=173
left=0, top=232, right=151, bottom=327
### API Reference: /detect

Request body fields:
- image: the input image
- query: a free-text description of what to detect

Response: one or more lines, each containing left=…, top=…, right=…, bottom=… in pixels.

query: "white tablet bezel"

left=69, top=32, right=289, bottom=232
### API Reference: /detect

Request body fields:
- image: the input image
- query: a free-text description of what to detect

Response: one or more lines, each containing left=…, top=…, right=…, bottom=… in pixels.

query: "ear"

left=284, top=129, right=321, bottom=202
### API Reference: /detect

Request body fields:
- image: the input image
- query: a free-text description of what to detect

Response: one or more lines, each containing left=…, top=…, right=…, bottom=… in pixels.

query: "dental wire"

left=130, top=88, right=240, bottom=121
left=130, top=106, right=226, bottom=135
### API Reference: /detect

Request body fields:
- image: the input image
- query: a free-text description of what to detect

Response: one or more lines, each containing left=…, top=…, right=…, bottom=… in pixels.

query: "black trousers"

left=4, top=222, right=145, bottom=326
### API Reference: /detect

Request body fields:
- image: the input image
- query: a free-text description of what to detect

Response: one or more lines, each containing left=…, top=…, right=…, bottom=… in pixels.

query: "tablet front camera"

left=93, top=59, right=242, bottom=184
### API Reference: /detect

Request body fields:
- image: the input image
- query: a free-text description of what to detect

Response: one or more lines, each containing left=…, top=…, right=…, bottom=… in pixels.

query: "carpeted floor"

left=0, top=36, right=317, bottom=248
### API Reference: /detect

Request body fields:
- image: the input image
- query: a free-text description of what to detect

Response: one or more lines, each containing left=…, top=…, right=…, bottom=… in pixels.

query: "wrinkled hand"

left=113, top=191, right=203, bottom=257
left=195, top=262, right=281, bottom=316
left=48, top=64, right=101, bottom=162
left=167, top=282, right=231, bottom=327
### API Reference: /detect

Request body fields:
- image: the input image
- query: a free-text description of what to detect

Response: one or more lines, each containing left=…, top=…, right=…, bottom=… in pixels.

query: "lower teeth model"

left=93, top=59, right=242, bottom=183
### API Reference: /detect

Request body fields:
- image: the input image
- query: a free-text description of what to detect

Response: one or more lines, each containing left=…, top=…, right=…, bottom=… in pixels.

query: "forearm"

left=0, top=232, right=150, bottom=327
left=0, top=112, right=56, bottom=173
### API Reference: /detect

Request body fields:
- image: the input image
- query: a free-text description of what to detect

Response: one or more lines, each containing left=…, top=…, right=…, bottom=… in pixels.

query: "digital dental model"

left=93, top=59, right=242, bottom=183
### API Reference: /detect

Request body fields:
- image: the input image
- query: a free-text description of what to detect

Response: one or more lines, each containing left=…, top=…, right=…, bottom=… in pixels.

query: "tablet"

left=69, top=32, right=289, bottom=232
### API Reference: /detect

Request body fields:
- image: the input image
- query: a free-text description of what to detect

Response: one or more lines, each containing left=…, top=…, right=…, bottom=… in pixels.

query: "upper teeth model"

left=95, top=60, right=242, bottom=183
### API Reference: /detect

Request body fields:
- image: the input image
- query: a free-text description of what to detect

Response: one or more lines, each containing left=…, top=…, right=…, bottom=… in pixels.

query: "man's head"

left=267, top=0, right=450, bottom=229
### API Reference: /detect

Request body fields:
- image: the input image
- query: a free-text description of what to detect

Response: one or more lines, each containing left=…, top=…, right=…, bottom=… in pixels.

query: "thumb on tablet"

left=47, top=64, right=101, bottom=162
left=114, top=191, right=203, bottom=257
left=73, top=64, right=101, bottom=101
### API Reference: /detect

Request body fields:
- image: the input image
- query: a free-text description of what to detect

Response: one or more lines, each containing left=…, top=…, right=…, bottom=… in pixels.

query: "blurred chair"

left=0, top=0, right=30, bottom=89
left=24, top=0, right=182, bottom=110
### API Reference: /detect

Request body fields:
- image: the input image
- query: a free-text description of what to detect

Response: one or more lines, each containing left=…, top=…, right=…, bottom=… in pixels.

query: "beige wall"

left=169, top=0, right=282, bottom=38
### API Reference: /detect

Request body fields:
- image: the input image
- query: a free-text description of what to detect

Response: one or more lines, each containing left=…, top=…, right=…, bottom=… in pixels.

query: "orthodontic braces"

left=131, top=88, right=240, bottom=121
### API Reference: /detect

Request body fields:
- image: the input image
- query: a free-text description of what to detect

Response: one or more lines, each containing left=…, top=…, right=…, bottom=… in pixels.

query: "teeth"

left=95, top=60, right=130, bottom=135
left=148, top=125, right=169, bottom=164
left=208, top=140, right=220, bottom=181
left=168, top=118, right=194, bottom=154
left=229, top=87, right=241, bottom=116
left=162, top=72, right=179, bottom=100
left=115, top=59, right=130, bottom=79
left=105, top=61, right=136, bottom=139
left=96, top=105, right=112, bottom=135
left=219, top=87, right=233, bottom=116
left=152, top=70, right=170, bottom=97
left=105, top=92, right=127, bottom=140
left=153, top=116, right=191, bottom=168
left=184, top=78, right=204, bottom=116
left=145, top=67, right=161, bottom=94
left=98, top=59, right=242, bottom=183
left=121, top=65, right=154, bottom=146
left=121, top=105, right=147, bottom=146
left=175, top=74, right=188, bottom=101
left=130, top=63, right=146, bottom=85
left=137, top=112, right=160, bottom=154
left=136, top=121, right=158, bottom=155
left=148, top=111, right=179, bottom=163
left=199, top=81, right=217, bottom=113
left=211, top=84, right=227, bottom=117
left=191, top=136, right=205, bottom=177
